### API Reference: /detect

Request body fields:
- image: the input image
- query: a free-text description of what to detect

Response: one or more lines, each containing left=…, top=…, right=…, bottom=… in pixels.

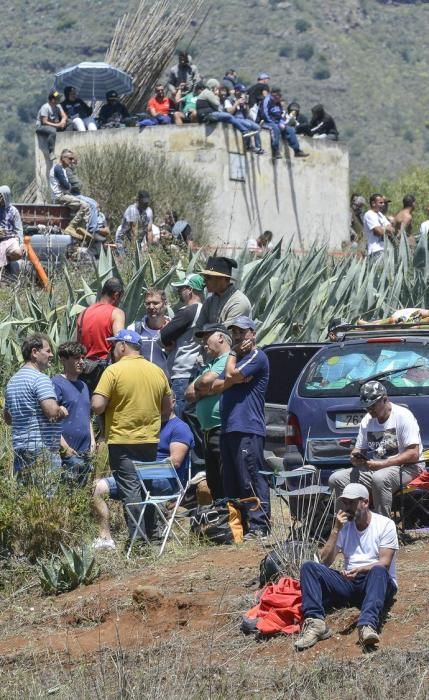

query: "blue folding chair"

left=125, top=458, right=190, bottom=558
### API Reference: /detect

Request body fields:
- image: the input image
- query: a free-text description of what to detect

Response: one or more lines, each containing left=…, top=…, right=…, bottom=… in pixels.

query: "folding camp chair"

left=273, top=466, right=333, bottom=543
left=125, top=458, right=190, bottom=558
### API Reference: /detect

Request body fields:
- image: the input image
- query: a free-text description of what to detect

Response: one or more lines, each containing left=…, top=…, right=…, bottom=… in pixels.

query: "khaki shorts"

left=0, top=238, right=21, bottom=268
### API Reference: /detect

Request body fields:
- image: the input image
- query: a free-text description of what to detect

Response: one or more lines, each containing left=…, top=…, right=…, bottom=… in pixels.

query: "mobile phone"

left=353, top=452, right=367, bottom=462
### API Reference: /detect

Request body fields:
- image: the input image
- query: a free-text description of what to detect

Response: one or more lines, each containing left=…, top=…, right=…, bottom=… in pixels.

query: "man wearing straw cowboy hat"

left=196, top=256, right=251, bottom=329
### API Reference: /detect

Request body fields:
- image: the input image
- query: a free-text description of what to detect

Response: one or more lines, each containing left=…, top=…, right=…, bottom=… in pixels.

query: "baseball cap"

left=171, top=274, right=205, bottom=291
left=49, top=90, right=60, bottom=100
left=226, top=316, right=256, bottom=331
left=194, top=323, right=230, bottom=339
left=340, top=483, right=369, bottom=501
left=360, top=380, right=387, bottom=408
left=106, top=89, right=119, bottom=99
left=257, top=72, right=270, bottom=80
left=106, top=329, right=142, bottom=346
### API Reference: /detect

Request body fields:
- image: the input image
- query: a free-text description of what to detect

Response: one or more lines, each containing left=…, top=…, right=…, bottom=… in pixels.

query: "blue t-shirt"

left=158, top=415, right=194, bottom=482
left=5, top=366, right=61, bottom=451
left=220, top=349, right=269, bottom=436
left=52, top=374, right=91, bottom=453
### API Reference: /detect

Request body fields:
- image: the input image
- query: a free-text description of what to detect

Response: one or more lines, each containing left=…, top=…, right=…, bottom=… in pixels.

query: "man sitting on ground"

left=49, top=149, right=91, bottom=242
left=0, top=185, right=23, bottom=278
left=295, top=483, right=398, bottom=651
left=329, top=380, right=424, bottom=518
left=98, top=90, right=130, bottom=128
left=53, top=342, right=95, bottom=486
left=92, top=393, right=194, bottom=549
left=35, top=90, right=72, bottom=160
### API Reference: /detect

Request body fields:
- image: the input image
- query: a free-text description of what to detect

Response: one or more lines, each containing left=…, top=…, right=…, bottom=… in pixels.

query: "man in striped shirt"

left=4, top=334, right=68, bottom=483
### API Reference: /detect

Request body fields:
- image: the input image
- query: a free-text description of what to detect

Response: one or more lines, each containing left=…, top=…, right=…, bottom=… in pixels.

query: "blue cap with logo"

left=106, top=329, right=142, bottom=346
left=226, top=316, right=256, bottom=331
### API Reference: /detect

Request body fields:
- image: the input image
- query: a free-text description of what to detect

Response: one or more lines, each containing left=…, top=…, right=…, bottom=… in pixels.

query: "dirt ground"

left=0, top=534, right=428, bottom=670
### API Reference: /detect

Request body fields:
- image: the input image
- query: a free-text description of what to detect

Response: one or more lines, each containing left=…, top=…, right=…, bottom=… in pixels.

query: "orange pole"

left=24, top=236, right=49, bottom=290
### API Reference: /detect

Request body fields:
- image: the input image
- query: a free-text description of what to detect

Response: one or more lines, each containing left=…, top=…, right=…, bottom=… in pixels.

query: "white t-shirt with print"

left=363, top=209, right=390, bottom=255
left=337, top=512, right=398, bottom=585
left=355, top=402, right=423, bottom=467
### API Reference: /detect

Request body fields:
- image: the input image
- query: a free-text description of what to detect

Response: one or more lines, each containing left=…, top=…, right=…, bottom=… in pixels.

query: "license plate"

left=335, top=412, right=364, bottom=429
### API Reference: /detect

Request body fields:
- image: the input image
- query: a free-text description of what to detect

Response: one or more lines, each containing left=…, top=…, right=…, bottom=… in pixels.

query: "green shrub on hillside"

left=297, top=43, right=314, bottom=60
left=295, top=19, right=311, bottom=32
left=279, top=43, right=294, bottom=58
left=77, top=144, right=213, bottom=244
left=313, top=67, right=331, bottom=80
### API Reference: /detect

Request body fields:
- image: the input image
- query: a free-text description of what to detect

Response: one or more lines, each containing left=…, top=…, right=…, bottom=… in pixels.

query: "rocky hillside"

left=1, top=0, right=429, bottom=192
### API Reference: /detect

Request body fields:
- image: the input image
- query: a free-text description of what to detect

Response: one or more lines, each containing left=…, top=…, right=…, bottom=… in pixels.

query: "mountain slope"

left=1, top=0, right=429, bottom=193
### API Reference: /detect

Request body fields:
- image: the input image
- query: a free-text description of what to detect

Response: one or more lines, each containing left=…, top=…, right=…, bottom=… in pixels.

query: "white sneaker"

left=92, top=536, right=116, bottom=550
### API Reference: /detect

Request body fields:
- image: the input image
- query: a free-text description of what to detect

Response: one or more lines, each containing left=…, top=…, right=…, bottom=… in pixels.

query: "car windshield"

left=300, top=341, right=429, bottom=398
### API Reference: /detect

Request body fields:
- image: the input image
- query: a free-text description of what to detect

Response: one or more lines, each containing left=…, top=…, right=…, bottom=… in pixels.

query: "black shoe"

left=272, top=152, right=282, bottom=160
left=295, top=150, right=309, bottom=158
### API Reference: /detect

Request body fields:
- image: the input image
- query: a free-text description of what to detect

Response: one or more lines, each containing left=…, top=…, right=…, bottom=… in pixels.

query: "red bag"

left=243, top=576, right=303, bottom=636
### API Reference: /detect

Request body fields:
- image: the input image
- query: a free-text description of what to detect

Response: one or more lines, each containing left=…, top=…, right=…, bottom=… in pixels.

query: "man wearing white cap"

left=295, top=482, right=398, bottom=651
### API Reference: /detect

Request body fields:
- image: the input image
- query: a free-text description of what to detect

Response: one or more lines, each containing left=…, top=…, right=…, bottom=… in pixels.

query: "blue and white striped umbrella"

left=54, top=61, right=133, bottom=101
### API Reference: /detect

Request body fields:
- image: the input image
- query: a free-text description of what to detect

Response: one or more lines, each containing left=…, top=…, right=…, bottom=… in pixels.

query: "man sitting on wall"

left=0, top=185, right=23, bottom=278
left=49, top=149, right=91, bottom=243
left=139, top=84, right=182, bottom=128
left=98, top=90, right=130, bottom=128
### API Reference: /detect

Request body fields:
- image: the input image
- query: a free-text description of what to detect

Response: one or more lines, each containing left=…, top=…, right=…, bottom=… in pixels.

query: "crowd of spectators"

left=35, top=52, right=339, bottom=162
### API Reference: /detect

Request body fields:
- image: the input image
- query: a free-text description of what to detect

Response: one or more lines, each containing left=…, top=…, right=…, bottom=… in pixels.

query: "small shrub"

left=313, top=67, right=331, bottom=80
left=297, top=43, right=314, bottom=61
left=56, top=17, right=77, bottom=31
left=39, top=544, right=99, bottom=595
left=279, top=42, right=294, bottom=58
left=403, top=129, right=414, bottom=143
left=295, top=18, right=311, bottom=33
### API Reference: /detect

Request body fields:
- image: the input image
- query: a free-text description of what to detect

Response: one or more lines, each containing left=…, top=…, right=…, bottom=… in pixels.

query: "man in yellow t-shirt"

left=92, top=329, right=172, bottom=542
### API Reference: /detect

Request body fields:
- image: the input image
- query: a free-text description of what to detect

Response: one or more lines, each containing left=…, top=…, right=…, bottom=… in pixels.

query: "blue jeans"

left=262, top=123, right=300, bottom=153
left=78, top=195, right=98, bottom=233
left=208, top=112, right=250, bottom=135
left=139, top=115, right=172, bottom=128
left=220, top=432, right=270, bottom=531
left=300, top=560, right=397, bottom=629
left=235, top=116, right=262, bottom=149
left=61, top=452, right=93, bottom=487
left=14, top=447, right=62, bottom=493
left=171, top=377, right=190, bottom=419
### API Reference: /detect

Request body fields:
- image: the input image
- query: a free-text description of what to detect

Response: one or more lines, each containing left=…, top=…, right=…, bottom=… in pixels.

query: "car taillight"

left=286, top=413, right=302, bottom=448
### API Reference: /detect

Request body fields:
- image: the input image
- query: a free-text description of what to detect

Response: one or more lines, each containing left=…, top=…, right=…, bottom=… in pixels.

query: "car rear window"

left=299, top=341, right=429, bottom=398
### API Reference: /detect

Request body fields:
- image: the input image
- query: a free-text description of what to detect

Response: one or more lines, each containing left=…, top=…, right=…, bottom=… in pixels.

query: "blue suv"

left=285, top=331, right=429, bottom=482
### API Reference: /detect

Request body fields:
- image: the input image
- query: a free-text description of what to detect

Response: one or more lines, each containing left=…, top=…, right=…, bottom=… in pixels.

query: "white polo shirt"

left=363, top=209, right=390, bottom=256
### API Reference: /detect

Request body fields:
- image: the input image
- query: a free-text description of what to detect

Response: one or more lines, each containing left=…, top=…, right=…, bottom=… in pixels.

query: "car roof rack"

left=331, top=322, right=429, bottom=341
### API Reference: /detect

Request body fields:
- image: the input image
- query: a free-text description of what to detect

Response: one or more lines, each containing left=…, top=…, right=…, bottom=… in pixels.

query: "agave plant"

left=1, top=231, right=429, bottom=371
left=38, top=544, right=99, bottom=595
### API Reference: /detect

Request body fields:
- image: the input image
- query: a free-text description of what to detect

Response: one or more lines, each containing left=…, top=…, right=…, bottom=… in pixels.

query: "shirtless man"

left=393, top=194, right=416, bottom=244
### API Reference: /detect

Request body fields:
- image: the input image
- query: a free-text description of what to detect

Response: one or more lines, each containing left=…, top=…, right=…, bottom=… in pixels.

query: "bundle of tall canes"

left=105, top=0, right=207, bottom=113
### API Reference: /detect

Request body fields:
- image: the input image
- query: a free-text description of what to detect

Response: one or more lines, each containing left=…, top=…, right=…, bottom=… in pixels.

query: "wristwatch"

left=229, top=350, right=237, bottom=357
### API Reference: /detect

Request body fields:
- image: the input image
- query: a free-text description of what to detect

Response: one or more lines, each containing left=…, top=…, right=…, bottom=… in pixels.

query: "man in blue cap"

left=212, top=316, right=271, bottom=538
left=92, top=329, right=172, bottom=546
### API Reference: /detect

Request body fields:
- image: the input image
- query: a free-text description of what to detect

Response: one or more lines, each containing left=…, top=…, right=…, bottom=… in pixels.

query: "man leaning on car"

left=329, top=380, right=424, bottom=517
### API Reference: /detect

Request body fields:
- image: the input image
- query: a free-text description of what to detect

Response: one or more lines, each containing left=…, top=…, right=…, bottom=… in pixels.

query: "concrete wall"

left=35, top=123, right=349, bottom=252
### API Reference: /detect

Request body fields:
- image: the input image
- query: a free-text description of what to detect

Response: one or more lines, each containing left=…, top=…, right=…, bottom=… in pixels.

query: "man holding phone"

left=329, top=380, right=424, bottom=517
left=295, top=483, right=398, bottom=651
